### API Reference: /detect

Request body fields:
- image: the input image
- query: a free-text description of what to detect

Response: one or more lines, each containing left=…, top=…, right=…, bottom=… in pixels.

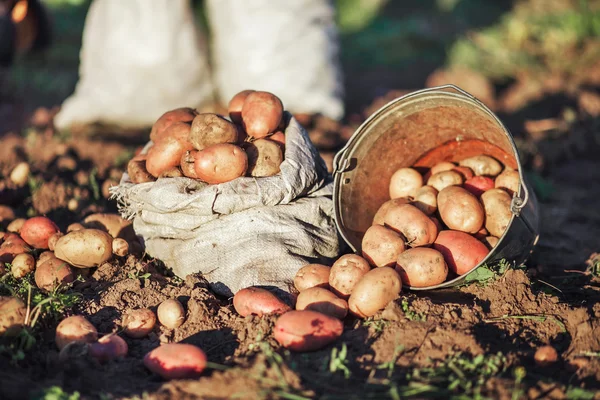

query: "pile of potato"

left=127, top=90, right=287, bottom=185
left=363, top=154, right=519, bottom=288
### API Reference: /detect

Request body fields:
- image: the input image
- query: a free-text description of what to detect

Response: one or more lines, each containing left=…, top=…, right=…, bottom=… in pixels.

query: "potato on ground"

left=328, top=254, right=371, bottom=299
left=295, top=287, right=348, bottom=319
left=150, top=107, right=197, bottom=143
left=293, top=264, right=331, bottom=292
left=458, top=155, right=503, bottom=177
left=0, top=296, right=26, bottom=336
left=190, top=113, right=240, bottom=151
left=48, top=232, right=63, bottom=251
left=144, top=343, right=207, bottom=380
left=55, top=315, right=98, bottom=350
left=127, top=155, right=155, bottom=184
left=395, top=248, right=448, bottom=288
left=388, top=167, right=423, bottom=198
left=427, top=170, right=464, bottom=192
left=123, top=308, right=156, bottom=338
left=463, top=176, right=495, bottom=198
left=11, top=253, right=35, bottom=278
left=348, top=267, right=402, bottom=318
left=233, top=287, right=291, bottom=317
left=273, top=310, right=343, bottom=352
left=54, top=229, right=113, bottom=268
left=372, top=198, right=411, bottom=226
left=384, top=203, right=438, bottom=247
left=0, top=233, right=29, bottom=264
left=194, top=143, right=248, bottom=184
left=361, top=225, right=406, bottom=268
left=7, top=218, right=26, bottom=233
left=241, top=91, right=284, bottom=139
left=34, top=255, right=75, bottom=292
left=495, top=168, right=520, bottom=195
left=228, top=89, right=255, bottom=124
left=243, top=138, right=283, bottom=177
left=83, top=213, right=136, bottom=241
left=481, top=188, right=513, bottom=238
left=157, top=299, right=186, bottom=329
left=146, top=131, right=194, bottom=178
left=413, top=185, right=438, bottom=215
left=89, top=334, right=128, bottom=363
left=433, top=230, right=490, bottom=275
left=534, top=345, right=559, bottom=367
left=19, top=216, right=60, bottom=249
left=437, top=186, right=484, bottom=234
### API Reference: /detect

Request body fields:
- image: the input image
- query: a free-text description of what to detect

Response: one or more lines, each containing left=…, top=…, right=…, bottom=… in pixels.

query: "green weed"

left=400, top=298, right=427, bottom=322
left=362, top=317, right=388, bottom=333
left=329, top=343, right=352, bottom=379
left=462, top=258, right=516, bottom=286
left=89, top=168, right=100, bottom=201
left=31, top=386, right=80, bottom=400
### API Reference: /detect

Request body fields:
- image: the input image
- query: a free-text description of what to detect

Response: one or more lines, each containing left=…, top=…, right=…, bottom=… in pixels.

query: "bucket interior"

left=336, top=91, right=520, bottom=251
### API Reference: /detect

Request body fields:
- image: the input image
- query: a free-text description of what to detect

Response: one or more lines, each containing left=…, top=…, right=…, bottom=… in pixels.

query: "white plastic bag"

left=206, top=0, right=344, bottom=120
left=54, top=0, right=214, bottom=130
left=112, top=115, right=341, bottom=297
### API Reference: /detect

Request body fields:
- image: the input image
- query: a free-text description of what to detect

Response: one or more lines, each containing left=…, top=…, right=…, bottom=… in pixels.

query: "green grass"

left=400, top=298, right=427, bottom=322
left=462, top=258, right=516, bottom=286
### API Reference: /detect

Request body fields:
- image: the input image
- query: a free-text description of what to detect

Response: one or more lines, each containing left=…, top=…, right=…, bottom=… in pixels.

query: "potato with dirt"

left=233, top=287, right=291, bottom=317
left=150, top=107, right=197, bottom=143
left=0, top=233, right=29, bottom=264
left=54, top=229, right=113, bottom=268
left=328, top=254, right=371, bottom=299
left=273, top=310, right=343, bottom=352
left=372, top=197, right=411, bottom=226
left=395, top=247, right=448, bottom=287
left=427, top=170, right=464, bottom=191
left=433, top=230, right=490, bottom=275
left=361, top=225, right=406, bottom=268
left=388, top=167, right=423, bottom=198
left=437, top=186, right=484, bottom=234
left=34, top=255, right=75, bottom=292
left=413, top=185, right=438, bottom=215
left=384, top=203, right=439, bottom=247
left=495, top=168, right=520, bottom=196
left=194, top=143, right=248, bottom=184
left=481, top=188, right=513, bottom=237
left=11, top=253, right=35, bottom=278
left=241, top=91, right=284, bottom=139
left=89, top=334, right=128, bottom=363
left=190, top=113, right=240, bottom=151
left=243, top=138, right=284, bottom=177
left=157, top=299, right=186, bottom=329
left=295, top=287, right=348, bottom=319
left=123, top=308, right=156, bottom=338
left=19, top=216, right=60, bottom=249
left=127, top=155, right=156, bottom=184
left=144, top=343, right=207, bottom=380
left=180, top=150, right=200, bottom=179
left=0, top=296, right=27, bottom=336
left=348, top=267, right=402, bottom=318
left=293, top=264, right=331, bottom=292
left=146, top=127, right=195, bottom=178
left=458, top=155, right=503, bottom=177
left=55, top=315, right=98, bottom=350
left=228, top=89, right=255, bottom=124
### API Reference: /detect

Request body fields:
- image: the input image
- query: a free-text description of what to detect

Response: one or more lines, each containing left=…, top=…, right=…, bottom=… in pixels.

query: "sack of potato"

left=112, top=91, right=340, bottom=297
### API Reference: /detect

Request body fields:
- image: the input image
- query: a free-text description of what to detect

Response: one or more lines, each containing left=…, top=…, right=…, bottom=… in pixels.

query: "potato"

left=495, top=169, right=520, bottom=196
left=361, top=225, right=406, bottom=268
left=194, top=143, right=248, bottom=184
left=243, top=139, right=283, bottom=177
left=127, top=155, right=155, bottom=184
left=328, top=254, right=371, bottom=299
left=48, top=232, right=63, bottom=251
left=273, top=310, right=343, bottom=352
left=395, top=248, right=448, bottom=288
left=10, top=162, right=30, bottom=186
left=159, top=167, right=184, bottom=179
left=427, top=170, right=464, bottom=192
left=233, top=287, right=291, bottom=317
left=437, top=186, right=484, bottom=234
left=0, top=296, right=26, bottom=336
left=112, top=238, right=129, bottom=257
left=146, top=133, right=194, bottom=178
left=123, top=308, right=156, bottom=338
left=190, top=113, right=240, bottom=151
left=0, top=233, right=29, bottom=264
left=19, top=216, right=60, bottom=249
left=180, top=150, right=200, bottom=179
left=35, top=255, right=75, bottom=292
left=268, top=131, right=286, bottom=151
left=481, top=189, right=513, bottom=238
left=150, top=107, right=197, bottom=143
left=11, top=253, right=35, bottom=279
left=452, top=166, right=474, bottom=180
left=83, top=213, right=137, bottom=245
left=348, top=267, right=402, bottom=318
left=7, top=218, right=26, bottom=233
left=372, top=198, right=411, bottom=226
left=534, top=345, right=559, bottom=367
left=389, top=167, right=423, bottom=198
left=481, top=236, right=499, bottom=249
left=157, top=299, right=186, bottom=329
left=295, top=288, right=348, bottom=319
left=413, top=185, right=438, bottom=215
left=241, top=91, right=284, bottom=139
left=144, top=343, right=207, bottom=380
left=37, top=250, right=54, bottom=267
left=384, top=203, right=438, bottom=247
left=228, top=89, right=255, bottom=125
left=463, top=176, right=495, bottom=198
left=293, top=264, right=331, bottom=292
left=433, top=230, right=490, bottom=275
left=55, top=315, right=98, bottom=350
left=458, top=155, right=503, bottom=177
left=54, top=229, right=113, bottom=268
left=67, top=223, right=85, bottom=233
left=430, top=161, right=456, bottom=176
left=89, top=334, right=128, bottom=363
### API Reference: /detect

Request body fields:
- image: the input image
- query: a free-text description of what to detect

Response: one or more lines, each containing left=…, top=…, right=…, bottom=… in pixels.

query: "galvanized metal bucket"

left=332, top=85, right=540, bottom=290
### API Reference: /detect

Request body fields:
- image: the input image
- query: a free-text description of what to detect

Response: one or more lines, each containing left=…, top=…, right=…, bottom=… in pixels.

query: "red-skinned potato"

left=123, top=308, right=156, bottom=338
left=34, top=255, right=75, bottom=292
left=389, top=167, right=423, bottom=198
left=0, top=296, right=27, bottom=336
left=150, top=107, right=197, bottom=143
left=228, top=89, right=255, bottom=125
left=273, top=310, right=343, bottom=352
left=19, top=216, right=59, bottom=249
left=384, top=203, right=438, bottom=247
left=495, top=169, right=520, bottom=196
left=437, top=186, right=484, bottom=234
left=295, top=287, right=348, bottom=319
left=194, top=143, right=248, bottom=184
left=481, top=189, right=513, bottom=238
left=427, top=170, right=464, bottom=192
left=433, top=230, right=490, bottom=275
left=269, top=131, right=286, bottom=151
left=157, top=299, right=186, bottom=329
left=294, top=264, right=331, bottom=292
left=361, top=225, right=406, bottom=268
left=146, top=130, right=194, bottom=178
left=395, top=248, right=448, bottom=288
left=348, top=267, right=402, bottom=318
left=459, top=155, right=503, bottom=177
left=0, top=233, right=29, bottom=264
left=144, top=343, right=207, bottom=380
left=328, top=254, right=371, bottom=299
left=413, top=185, right=438, bottom=215
left=241, top=91, right=284, bottom=139
left=372, top=198, right=411, bottom=226
left=55, top=315, right=98, bottom=350
left=89, top=334, right=128, bottom=363
left=452, top=166, right=474, bottom=180
left=180, top=150, right=199, bottom=179
left=127, top=155, right=155, bottom=184
left=463, top=176, right=495, bottom=198
left=233, top=287, right=291, bottom=317
left=190, top=113, right=240, bottom=151
left=243, top=139, right=283, bottom=177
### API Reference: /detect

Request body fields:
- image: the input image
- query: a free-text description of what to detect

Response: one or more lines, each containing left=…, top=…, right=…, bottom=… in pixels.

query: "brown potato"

left=0, top=296, right=26, bottom=336
left=273, top=310, right=343, bottom=352
left=150, top=107, right=197, bottom=143
left=361, top=225, right=406, bottom=268
left=10, top=162, right=30, bottom=186
left=144, top=343, right=207, bottom=380
left=495, top=168, right=520, bottom=196
left=389, top=167, right=423, bottom=198
left=0, top=233, right=29, bottom=264
left=194, top=144, right=248, bottom=184
left=11, top=253, right=35, bottom=279
left=112, top=238, right=129, bottom=257
left=295, top=287, right=348, bottom=319
left=67, top=223, right=85, bottom=233
left=146, top=131, right=194, bottom=178
left=82, top=213, right=134, bottom=241
left=534, top=345, right=559, bottom=367
left=190, top=113, right=240, bottom=151
left=430, top=161, right=456, bottom=175
left=233, top=287, right=291, bottom=317
left=458, top=155, right=503, bottom=177
left=293, top=264, right=331, bottom=292
left=413, top=185, right=438, bottom=215
left=157, top=299, right=186, bottom=329
left=7, top=218, right=26, bottom=233
left=241, top=91, right=284, bottom=139
left=123, top=308, right=156, bottom=338
left=159, top=167, right=184, bottom=179
left=37, top=251, right=55, bottom=267
left=34, top=255, right=75, bottom=292
left=54, top=229, right=113, bottom=268
left=348, top=267, right=402, bottom=318
left=427, top=170, right=464, bottom=192
left=55, top=315, right=98, bottom=350
left=243, top=139, right=283, bottom=177
left=395, top=248, right=448, bottom=288
left=481, top=189, right=513, bottom=238
left=328, top=254, right=371, bottom=299
left=437, top=186, right=484, bottom=234
left=180, top=150, right=199, bottom=179
left=127, top=155, right=156, bottom=184
left=433, top=230, right=489, bottom=275
left=228, top=89, right=255, bottom=125
left=48, top=232, right=63, bottom=252
left=384, top=203, right=438, bottom=247
left=372, top=198, right=412, bottom=226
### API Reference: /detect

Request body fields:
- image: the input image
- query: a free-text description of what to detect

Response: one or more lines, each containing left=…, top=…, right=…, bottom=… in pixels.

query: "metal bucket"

left=332, top=85, right=540, bottom=290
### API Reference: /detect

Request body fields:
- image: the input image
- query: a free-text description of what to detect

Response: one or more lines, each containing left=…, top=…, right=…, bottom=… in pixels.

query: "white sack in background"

left=112, top=115, right=341, bottom=297
left=206, top=0, right=345, bottom=120
left=54, top=0, right=214, bottom=130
